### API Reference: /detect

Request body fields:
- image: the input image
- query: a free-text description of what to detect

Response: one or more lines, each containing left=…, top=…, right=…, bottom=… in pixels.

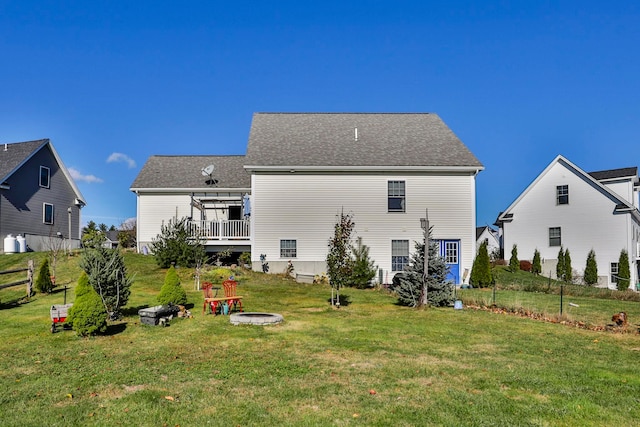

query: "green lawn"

left=1, top=253, right=640, bottom=426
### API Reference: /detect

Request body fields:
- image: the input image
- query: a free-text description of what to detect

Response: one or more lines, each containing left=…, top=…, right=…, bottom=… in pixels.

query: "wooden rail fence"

left=0, top=260, right=34, bottom=297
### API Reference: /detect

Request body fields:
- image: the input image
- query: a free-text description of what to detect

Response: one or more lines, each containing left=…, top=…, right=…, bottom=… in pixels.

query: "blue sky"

left=2, top=1, right=639, bottom=228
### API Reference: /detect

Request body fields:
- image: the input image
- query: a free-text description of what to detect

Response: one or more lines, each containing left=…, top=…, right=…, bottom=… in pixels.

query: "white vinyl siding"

left=136, top=193, right=193, bottom=248
left=251, top=171, right=477, bottom=280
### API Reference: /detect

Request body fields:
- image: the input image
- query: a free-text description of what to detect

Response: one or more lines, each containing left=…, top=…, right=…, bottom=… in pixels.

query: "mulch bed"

left=463, top=303, right=640, bottom=334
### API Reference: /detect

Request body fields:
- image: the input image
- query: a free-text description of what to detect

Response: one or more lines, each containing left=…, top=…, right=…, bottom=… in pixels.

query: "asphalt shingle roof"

left=0, top=139, right=49, bottom=182
left=588, top=167, right=638, bottom=181
left=245, top=113, right=483, bottom=168
left=130, top=155, right=250, bottom=190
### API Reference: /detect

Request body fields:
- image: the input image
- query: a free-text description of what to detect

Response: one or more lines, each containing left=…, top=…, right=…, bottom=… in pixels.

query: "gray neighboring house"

left=130, top=155, right=251, bottom=254
left=0, top=139, right=86, bottom=252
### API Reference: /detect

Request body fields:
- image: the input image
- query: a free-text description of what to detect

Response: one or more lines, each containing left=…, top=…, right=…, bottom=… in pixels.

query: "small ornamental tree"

left=326, top=211, right=355, bottom=305
left=584, top=249, right=598, bottom=286
left=532, top=249, right=542, bottom=275
left=350, top=237, right=377, bottom=289
left=151, top=217, right=206, bottom=268
left=564, top=249, right=573, bottom=283
left=158, top=265, right=187, bottom=305
left=395, top=228, right=453, bottom=307
left=67, top=272, right=108, bottom=336
left=470, top=240, right=493, bottom=288
left=556, top=246, right=566, bottom=281
left=80, top=247, right=132, bottom=319
left=508, top=244, right=519, bottom=272
left=617, top=249, right=631, bottom=291
left=35, top=259, right=54, bottom=293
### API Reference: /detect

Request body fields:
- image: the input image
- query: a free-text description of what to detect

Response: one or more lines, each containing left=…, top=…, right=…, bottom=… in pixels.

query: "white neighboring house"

left=244, top=113, right=484, bottom=284
left=496, top=155, right=640, bottom=289
left=130, top=155, right=251, bottom=255
left=476, top=226, right=501, bottom=258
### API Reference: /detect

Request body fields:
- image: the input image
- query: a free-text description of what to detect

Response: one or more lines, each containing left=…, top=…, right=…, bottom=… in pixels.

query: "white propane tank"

left=16, top=235, right=26, bottom=253
left=4, top=234, right=17, bottom=254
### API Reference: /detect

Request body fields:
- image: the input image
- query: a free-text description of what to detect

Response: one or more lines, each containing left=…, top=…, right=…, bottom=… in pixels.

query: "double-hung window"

left=388, top=181, right=405, bottom=212
left=40, top=166, right=50, bottom=188
left=611, top=263, right=619, bottom=284
left=43, top=203, right=54, bottom=225
left=549, top=227, right=561, bottom=246
left=280, top=239, right=297, bottom=258
left=556, top=185, right=569, bottom=205
left=391, top=240, right=409, bottom=271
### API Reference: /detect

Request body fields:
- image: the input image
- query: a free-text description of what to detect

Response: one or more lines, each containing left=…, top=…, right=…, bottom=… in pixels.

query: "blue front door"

left=439, top=240, right=460, bottom=284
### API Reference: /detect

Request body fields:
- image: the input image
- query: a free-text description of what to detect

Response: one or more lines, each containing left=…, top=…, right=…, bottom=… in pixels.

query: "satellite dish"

left=201, top=164, right=218, bottom=186
left=201, top=164, right=215, bottom=176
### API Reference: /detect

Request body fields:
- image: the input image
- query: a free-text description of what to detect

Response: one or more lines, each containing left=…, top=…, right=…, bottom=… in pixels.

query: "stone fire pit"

left=230, top=312, right=284, bottom=326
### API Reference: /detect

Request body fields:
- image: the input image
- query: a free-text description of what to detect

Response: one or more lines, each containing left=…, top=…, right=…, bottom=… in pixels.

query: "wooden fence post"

left=27, top=260, right=34, bottom=297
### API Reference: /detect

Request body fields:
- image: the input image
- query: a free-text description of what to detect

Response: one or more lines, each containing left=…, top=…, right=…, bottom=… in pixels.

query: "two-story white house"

left=244, top=113, right=484, bottom=284
left=496, top=155, right=640, bottom=289
left=132, top=113, right=484, bottom=285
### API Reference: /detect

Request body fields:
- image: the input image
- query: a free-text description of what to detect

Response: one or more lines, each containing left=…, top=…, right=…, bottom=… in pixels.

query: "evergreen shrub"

left=158, top=265, right=187, bottom=305
left=509, top=244, right=519, bottom=272
left=532, top=249, right=542, bottom=275
left=67, top=272, right=108, bottom=336
left=35, top=259, right=53, bottom=293
left=584, top=249, right=598, bottom=286
left=470, top=240, right=493, bottom=288
left=617, top=249, right=631, bottom=291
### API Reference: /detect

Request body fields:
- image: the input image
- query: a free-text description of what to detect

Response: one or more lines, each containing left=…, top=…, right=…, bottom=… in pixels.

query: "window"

left=39, top=166, right=50, bottom=188
left=280, top=239, right=297, bottom=258
left=444, top=241, right=459, bottom=264
left=391, top=240, right=409, bottom=271
left=611, top=263, right=619, bottom=284
left=556, top=185, right=569, bottom=205
left=43, top=203, right=54, bottom=224
left=388, top=180, right=405, bottom=212
left=549, top=227, right=561, bottom=246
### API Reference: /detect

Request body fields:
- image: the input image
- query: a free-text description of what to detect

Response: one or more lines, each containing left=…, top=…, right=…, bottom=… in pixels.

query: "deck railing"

left=187, top=219, right=250, bottom=240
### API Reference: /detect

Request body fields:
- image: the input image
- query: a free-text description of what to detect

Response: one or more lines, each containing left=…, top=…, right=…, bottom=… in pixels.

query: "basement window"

left=280, top=239, right=297, bottom=258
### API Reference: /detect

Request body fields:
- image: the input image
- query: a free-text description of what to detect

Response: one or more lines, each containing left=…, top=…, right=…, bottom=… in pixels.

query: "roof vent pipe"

left=354, top=127, right=358, bottom=141
left=3, top=144, right=7, bottom=151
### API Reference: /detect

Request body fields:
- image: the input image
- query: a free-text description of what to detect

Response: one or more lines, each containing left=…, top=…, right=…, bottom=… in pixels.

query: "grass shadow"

left=0, top=299, right=26, bottom=310
left=103, top=322, right=128, bottom=336
left=121, top=304, right=150, bottom=316
left=327, top=294, right=351, bottom=307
